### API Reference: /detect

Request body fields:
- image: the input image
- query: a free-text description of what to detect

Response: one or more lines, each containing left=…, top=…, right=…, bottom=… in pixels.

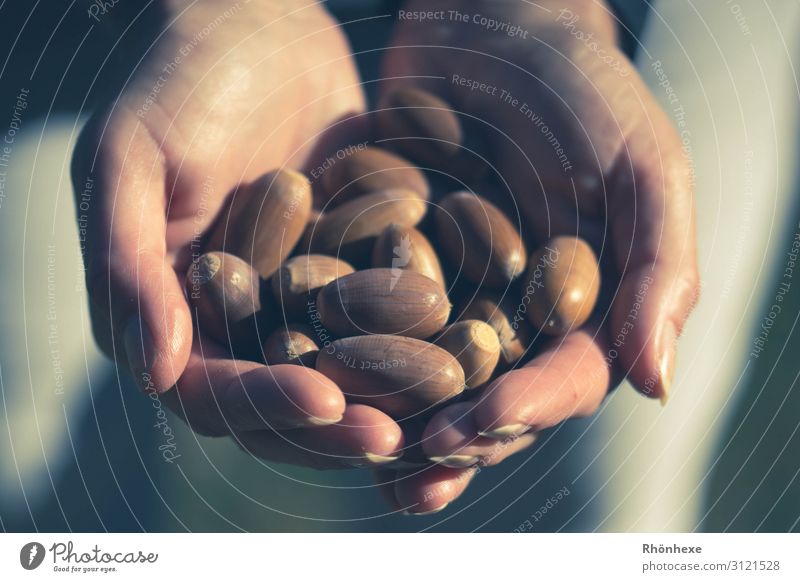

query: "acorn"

left=316, top=268, right=450, bottom=339
left=436, top=191, right=527, bottom=287
left=186, top=252, right=261, bottom=348
left=524, top=236, right=600, bottom=335
left=271, top=254, right=354, bottom=318
left=460, top=294, right=532, bottom=367
left=262, top=324, right=320, bottom=367
left=321, top=147, right=429, bottom=205
left=435, top=320, right=501, bottom=389
left=371, top=224, right=445, bottom=288
left=316, top=335, right=465, bottom=418
left=306, top=189, right=426, bottom=264
left=206, top=169, right=311, bottom=277
left=376, top=88, right=463, bottom=166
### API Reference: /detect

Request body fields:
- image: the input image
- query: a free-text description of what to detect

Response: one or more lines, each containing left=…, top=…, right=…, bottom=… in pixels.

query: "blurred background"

left=0, top=0, right=798, bottom=532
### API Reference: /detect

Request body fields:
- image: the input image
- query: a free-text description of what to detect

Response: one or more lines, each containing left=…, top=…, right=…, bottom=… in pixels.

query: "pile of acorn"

left=187, top=88, right=600, bottom=453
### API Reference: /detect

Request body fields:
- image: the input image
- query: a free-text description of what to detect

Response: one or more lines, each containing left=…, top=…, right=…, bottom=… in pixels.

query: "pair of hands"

left=72, top=0, right=699, bottom=515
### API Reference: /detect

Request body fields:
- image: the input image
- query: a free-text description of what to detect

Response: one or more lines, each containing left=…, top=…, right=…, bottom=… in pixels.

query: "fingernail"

left=478, top=423, right=530, bottom=440
left=429, top=455, right=480, bottom=468
left=304, top=414, right=343, bottom=427
left=658, top=323, right=678, bottom=406
left=403, top=502, right=448, bottom=516
left=344, top=452, right=402, bottom=468
left=123, top=315, right=156, bottom=387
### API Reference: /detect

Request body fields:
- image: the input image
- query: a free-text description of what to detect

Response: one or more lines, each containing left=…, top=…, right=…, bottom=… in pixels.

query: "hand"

left=72, top=0, right=405, bottom=468
left=377, top=0, right=700, bottom=513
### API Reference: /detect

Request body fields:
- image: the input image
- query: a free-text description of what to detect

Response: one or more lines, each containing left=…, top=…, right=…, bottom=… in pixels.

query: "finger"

left=421, top=402, right=539, bottom=467
left=72, top=109, right=193, bottom=393
left=236, top=404, right=404, bottom=469
left=308, top=403, right=405, bottom=467
left=162, top=337, right=346, bottom=436
left=393, top=464, right=477, bottom=515
left=607, top=98, right=700, bottom=403
left=473, top=329, right=610, bottom=439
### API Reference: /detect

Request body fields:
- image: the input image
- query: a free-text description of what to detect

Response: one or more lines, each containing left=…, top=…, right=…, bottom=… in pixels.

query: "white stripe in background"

left=591, top=0, right=800, bottom=532
left=0, top=115, right=110, bottom=518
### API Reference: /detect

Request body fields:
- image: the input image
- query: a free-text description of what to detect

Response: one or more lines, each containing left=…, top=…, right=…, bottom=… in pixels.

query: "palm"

left=114, top=3, right=365, bottom=266
left=385, top=2, right=682, bottom=242
left=72, top=1, right=367, bottom=402
left=383, top=0, right=695, bottom=379
left=372, top=0, right=698, bottom=514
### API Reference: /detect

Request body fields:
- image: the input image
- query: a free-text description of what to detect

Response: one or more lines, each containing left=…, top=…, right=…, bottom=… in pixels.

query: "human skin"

left=72, top=0, right=699, bottom=516
left=375, top=0, right=700, bottom=514
left=72, top=0, right=407, bottom=469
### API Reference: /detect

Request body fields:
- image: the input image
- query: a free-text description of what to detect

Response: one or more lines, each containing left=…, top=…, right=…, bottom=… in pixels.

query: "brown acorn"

left=524, top=236, right=600, bottom=335
left=436, top=191, right=527, bottom=287
left=435, top=320, right=501, bottom=389
left=376, top=88, right=463, bottom=166
left=262, top=324, right=320, bottom=367
left=321, top=147, right=429, bottom=205
left=316, top=335, right=465, bottom=418
left=460, top=294, right=532, bottom=367
left=186, top=252, right=261, bottom=348
left=206, top=169, right=311, bottom=277
left=316, top=268, right=450, bottom=339
left=271, top=254, right=354, bottom=318
left=306, top=189, right=426, bottom=264
left=371, top=224, right=445, bottom=288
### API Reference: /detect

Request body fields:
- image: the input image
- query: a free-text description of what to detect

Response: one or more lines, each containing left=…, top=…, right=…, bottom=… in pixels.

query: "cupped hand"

left=377, top=0, right=700, bottom=513
left=71, top=0, right=404, bottom=469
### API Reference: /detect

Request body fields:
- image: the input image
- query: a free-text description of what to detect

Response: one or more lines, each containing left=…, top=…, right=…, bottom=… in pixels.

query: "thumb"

left=72, top=108, right=192, bottom=393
